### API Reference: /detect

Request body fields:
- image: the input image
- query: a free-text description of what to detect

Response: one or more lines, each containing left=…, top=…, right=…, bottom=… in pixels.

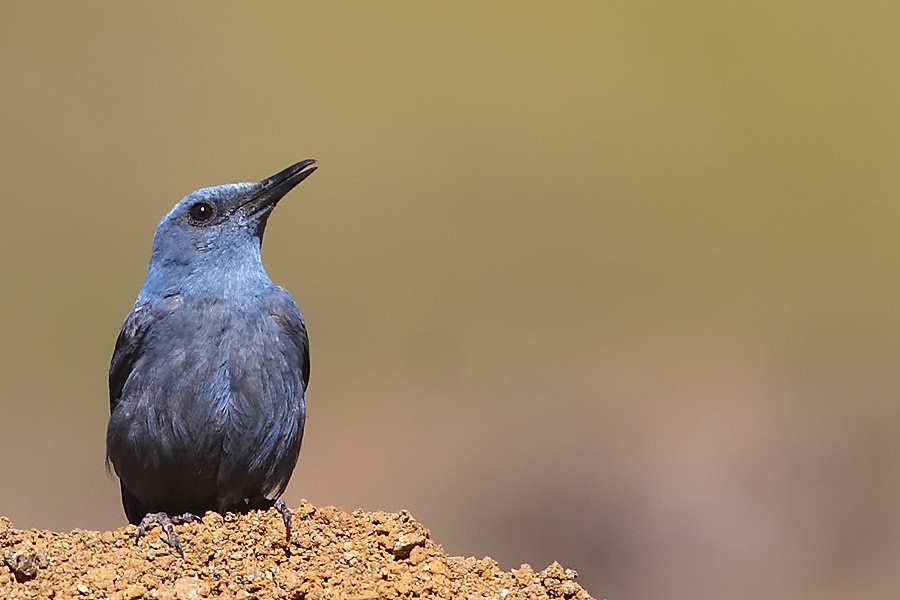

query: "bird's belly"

left=107, top=354, right=304, bottom=513
left=107, top=304, right=306, bottom=515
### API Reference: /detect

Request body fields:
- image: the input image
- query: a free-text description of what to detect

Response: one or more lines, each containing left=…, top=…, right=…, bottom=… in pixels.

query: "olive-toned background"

left=2, top=3, right=900, bottom=598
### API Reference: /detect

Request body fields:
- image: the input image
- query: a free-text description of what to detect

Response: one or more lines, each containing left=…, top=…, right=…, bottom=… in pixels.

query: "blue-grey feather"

left=106, top=163, right=314, bottom=525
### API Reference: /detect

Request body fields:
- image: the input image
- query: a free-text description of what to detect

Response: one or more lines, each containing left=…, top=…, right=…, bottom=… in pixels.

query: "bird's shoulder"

left=108, top=295, right=185, bottom=411
left=264, top=286, right=310, bottom=385
left=265, top=286, right=305, bottom=325
left=115, top=295, right=185, bottom=341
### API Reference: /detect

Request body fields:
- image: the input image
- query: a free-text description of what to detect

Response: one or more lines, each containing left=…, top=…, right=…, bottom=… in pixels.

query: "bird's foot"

left=274, top=499, right=292, bottom=543
left=135, top=512, right=202, bottom=556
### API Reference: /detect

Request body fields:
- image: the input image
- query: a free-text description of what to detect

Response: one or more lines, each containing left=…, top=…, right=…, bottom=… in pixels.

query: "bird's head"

left=140, top=160, right=317, bottom=298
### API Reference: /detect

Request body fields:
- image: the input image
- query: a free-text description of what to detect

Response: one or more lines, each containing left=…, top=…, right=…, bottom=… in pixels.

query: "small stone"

left=76, top=583, right=91, bottom=595
left=540, top=561, right=566, bottom=580
left=560, top=581, right=579, bottom=597
left=480, top=556, right=499, bottom=571
left=35, top=549, right=49, bottom=569
left=513, top=564, right=534, bottom=584
left=409, top=546, right=427, bottom=566
left=86, top=565, right=118, bottom=590
left=153, top=585, right=178, bottom=600
left=304, top=583, right=325, bottom=600
left=5, top=552, right=39, bottom=582
left=425, top=558, right=451, bottom=576
left=395, top=571, right=413, bottom=595
left=173, top=576, right=209, bottom=599
left=392, top=532, right=426, bottom=559
left=275, top=569, right=302, bottom=591
left=121, top=583, right=148, bottom=600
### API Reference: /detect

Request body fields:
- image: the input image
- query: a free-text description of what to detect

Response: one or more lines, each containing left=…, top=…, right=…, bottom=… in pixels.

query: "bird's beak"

left=244, top=159, right=318, bottom=214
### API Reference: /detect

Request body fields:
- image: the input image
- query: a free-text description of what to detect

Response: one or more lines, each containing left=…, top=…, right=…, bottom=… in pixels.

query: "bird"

left=106, top=160, right=317, bottom=554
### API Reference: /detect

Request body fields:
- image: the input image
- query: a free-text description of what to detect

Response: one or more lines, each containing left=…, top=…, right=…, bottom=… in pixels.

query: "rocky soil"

left=1, top=503, right=595, bottom=600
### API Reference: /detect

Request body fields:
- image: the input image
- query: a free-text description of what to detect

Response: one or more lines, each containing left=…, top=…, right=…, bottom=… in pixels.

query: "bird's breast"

left=113, top=297, right=304, bottom=466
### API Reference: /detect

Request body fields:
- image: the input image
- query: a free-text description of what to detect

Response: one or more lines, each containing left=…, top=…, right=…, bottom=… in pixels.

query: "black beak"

left=244, top=159, right=318, bottom=214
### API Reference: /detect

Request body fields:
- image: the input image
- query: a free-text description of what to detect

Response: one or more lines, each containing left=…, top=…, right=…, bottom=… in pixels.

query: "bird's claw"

left=135, top=512, right=201, bottom=556
left=274, top=499, right=292, bottom=543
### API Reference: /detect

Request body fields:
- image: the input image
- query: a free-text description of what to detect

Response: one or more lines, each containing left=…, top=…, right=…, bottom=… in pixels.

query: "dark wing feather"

left=119, top=481, right=148, bottom=525
left=109, top=303, right=155, bottom=414
left=268, top=286, right=310, bottom=389
left=257, top=285, right=310, bottom=500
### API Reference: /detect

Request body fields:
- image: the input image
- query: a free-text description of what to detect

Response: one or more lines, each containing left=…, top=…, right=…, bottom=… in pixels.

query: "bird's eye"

left=188, top=202, right=215, bottom=223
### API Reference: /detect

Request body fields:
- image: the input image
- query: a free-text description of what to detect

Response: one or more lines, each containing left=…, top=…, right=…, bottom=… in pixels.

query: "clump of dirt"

left=0, top=503, right=595, bottom=600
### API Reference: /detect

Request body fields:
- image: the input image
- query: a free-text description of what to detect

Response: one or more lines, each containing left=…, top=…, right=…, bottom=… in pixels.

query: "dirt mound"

left=0, top=503, right=594, bottom=600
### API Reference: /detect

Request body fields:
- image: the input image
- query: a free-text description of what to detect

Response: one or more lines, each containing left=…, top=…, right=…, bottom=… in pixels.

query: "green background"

left=2, top=3, right=900, bottom=598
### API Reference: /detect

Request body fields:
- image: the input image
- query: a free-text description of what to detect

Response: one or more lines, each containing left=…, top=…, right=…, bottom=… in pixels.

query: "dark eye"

left=188, top=202, right=215, bottom=223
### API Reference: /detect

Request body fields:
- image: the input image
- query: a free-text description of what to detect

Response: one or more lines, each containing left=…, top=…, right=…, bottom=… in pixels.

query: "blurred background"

left=1, top=2, right=900, bottom=598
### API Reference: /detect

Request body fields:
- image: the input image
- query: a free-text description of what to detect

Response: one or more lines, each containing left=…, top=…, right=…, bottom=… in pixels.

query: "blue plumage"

left=106, top=161, right=316, bottom=552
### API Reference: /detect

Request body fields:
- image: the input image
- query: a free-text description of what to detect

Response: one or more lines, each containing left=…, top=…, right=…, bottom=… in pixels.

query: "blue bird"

left=106, top=160, right=317, bottom=554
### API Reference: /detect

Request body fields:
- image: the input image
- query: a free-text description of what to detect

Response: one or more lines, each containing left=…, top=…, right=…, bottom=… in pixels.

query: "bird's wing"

left=108, top=302, right=155, bottom=414
left=268, top=286, right=310, bottom=388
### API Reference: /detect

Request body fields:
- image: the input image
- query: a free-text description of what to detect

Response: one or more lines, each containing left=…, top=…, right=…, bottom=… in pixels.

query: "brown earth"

left=0, top=503, right=595, bottom=600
